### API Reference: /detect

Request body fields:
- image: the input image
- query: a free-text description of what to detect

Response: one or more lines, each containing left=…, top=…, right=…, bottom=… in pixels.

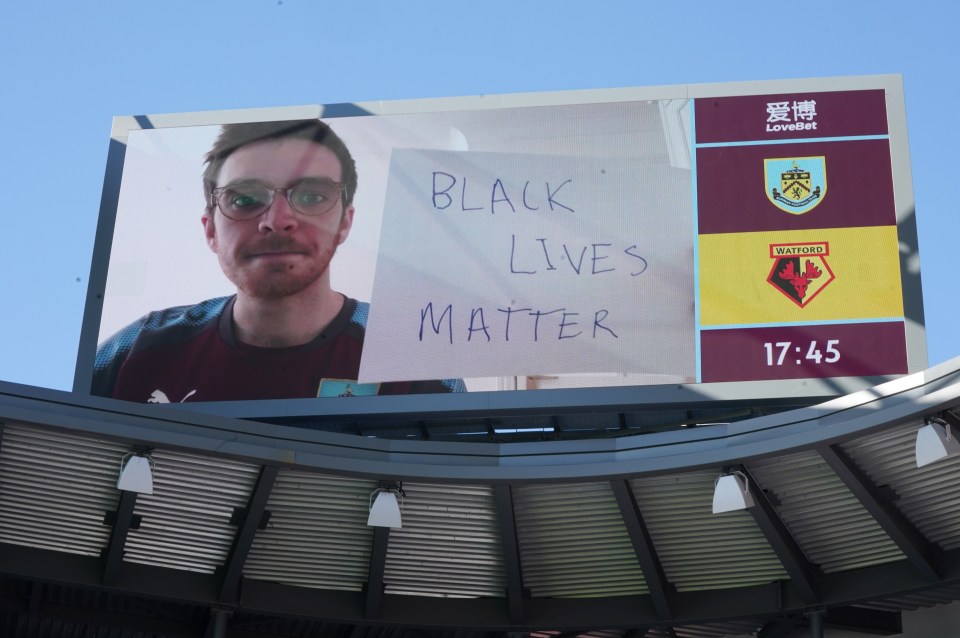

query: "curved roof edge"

left=2, top=355, right=959, bottom=482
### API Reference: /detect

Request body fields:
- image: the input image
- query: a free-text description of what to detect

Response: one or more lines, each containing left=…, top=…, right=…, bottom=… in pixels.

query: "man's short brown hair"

left=202, top=119, right=358, bottom=211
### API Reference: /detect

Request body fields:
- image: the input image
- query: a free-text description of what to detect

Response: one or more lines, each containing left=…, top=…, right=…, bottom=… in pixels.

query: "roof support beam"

left=739, top=466, right=821, bottom=602
left=28, top=580, right=41, bottom=616
left=940, top=408, right=960, bottom=430
left=0, top=582, right=206, bottom=636
left=2, top=540, right=960, bottom=631
left=760, top=606, right=902, bottom=637
left=102, top=489, right=138, bottom=585
left=940, top=408, right=960, bottom=449
left=758, top=616, right=804, bottom=638
left=824, top=605, right=902, bottom=635
left=494, top=484, right=525, bottom=624
left=205, top=607, right=232, bottom=638
left=610, top=479, right=672, bottom=620
left=365, top=526, right=390, bottom=619
left=818, top=445, right=940, bottom=581
left=219, top=465, right=278, bottom=602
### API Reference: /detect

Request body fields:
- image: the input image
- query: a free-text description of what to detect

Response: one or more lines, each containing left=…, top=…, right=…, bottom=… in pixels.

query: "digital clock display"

left=764, top=340, right=840, bottom=366
left=699, top=323, right=906, bottom=382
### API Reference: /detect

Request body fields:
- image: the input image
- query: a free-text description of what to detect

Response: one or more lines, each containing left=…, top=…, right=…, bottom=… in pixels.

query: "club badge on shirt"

left=317, top=379, right=381, bottom=397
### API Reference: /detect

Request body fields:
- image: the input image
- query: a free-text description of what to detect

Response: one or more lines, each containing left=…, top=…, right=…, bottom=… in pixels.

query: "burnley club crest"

left=764, top=156, right=827, bottom=215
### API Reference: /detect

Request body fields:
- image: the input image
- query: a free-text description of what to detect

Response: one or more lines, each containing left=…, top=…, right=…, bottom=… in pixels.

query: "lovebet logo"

left=766, top=100, right=818, bottom=132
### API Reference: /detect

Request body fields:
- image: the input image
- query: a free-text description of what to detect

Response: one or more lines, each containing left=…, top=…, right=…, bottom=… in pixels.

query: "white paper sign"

left=359, top=149, right=695, bottom=383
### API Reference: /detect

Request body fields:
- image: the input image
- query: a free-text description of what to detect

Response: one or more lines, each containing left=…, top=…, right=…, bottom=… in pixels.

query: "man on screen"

left=93, top=119, right=464, bottom=402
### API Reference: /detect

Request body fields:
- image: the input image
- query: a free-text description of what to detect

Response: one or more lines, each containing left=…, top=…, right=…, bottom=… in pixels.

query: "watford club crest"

left=764, top=156, right=827, bottom=215
left=768, top=242, right=835, bottom=307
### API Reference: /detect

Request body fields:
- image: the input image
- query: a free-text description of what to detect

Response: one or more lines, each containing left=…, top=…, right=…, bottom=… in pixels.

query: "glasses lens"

left=217, top=184, right=271, bottom=220
left=288, top=179, right=342, bottom=216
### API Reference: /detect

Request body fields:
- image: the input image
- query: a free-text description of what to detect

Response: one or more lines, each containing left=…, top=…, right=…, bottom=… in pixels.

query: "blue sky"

left=1, top=0, right=956, bottom=392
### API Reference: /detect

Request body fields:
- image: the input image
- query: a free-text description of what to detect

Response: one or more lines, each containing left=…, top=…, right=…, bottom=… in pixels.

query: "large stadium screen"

left=74, top=75, right=925, bottom=413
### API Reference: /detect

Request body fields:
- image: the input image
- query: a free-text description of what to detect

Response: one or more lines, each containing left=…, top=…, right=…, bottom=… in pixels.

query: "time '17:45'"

left=763, top=340, right=840, bottom=366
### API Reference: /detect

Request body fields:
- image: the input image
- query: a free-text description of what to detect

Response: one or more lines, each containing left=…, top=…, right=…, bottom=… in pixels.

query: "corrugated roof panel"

left=630, top=471, right=786, bottom=592
left=643, top=622, right=762, bottom=638
left=674, top=618, right=763, bottom=638
left=123, top=450, right=260, bottom=574
left=513, top=482, right=647, bottom=598
left=867, top=585, right=960, bottom=612
left=749, top=450, right=904, bottom=573
left=0, top=424, right=126, bottom=556
left=384, top=482, right=505, bottom=598
left=244, top=470, right=377, bottom=590
left=530, top=631, right=625, bottom=638
left=841, top=420, right=960, bottom=551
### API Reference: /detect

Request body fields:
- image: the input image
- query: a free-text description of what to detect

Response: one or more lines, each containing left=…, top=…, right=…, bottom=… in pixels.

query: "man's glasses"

left=211, top=179, right=345, bottom=221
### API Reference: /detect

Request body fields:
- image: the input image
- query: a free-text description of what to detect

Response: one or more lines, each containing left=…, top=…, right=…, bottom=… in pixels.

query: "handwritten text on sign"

left=359, top=150, right=694, bottom=383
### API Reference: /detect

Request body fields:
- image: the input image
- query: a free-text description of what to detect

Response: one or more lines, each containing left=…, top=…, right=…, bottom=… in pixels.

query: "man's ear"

left=336, top=206, right=355, bottom=246
left=202, top=213, right=217, bottom=252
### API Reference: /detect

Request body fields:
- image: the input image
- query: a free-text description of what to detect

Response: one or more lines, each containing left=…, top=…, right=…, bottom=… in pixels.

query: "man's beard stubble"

left=221, top=234, right=340, bottom=301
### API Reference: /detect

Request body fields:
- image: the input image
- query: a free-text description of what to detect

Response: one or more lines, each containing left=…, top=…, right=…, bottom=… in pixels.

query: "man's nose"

left=258, top=191, right=298, bottom=233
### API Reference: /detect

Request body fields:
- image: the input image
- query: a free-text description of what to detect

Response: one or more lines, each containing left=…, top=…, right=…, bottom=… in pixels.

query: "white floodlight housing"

left=367, top=483, right=404, bottom=528
left=117, top=453, right=154, bottom=495
left=712, top=471, right=755, bottom=514
left=916, top=420, right=960, bottom=468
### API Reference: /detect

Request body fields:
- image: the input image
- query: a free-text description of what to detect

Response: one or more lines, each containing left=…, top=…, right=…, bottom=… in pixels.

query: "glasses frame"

left=210, top=179, right=346, bottom=221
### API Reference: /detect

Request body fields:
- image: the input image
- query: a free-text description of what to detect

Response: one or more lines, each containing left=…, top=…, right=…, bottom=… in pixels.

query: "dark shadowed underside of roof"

left=2, top=359, right=960, bottom=637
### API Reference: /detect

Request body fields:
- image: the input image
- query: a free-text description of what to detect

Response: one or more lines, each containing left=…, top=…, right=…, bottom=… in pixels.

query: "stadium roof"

left=2, top=359, right=960, bottom=637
